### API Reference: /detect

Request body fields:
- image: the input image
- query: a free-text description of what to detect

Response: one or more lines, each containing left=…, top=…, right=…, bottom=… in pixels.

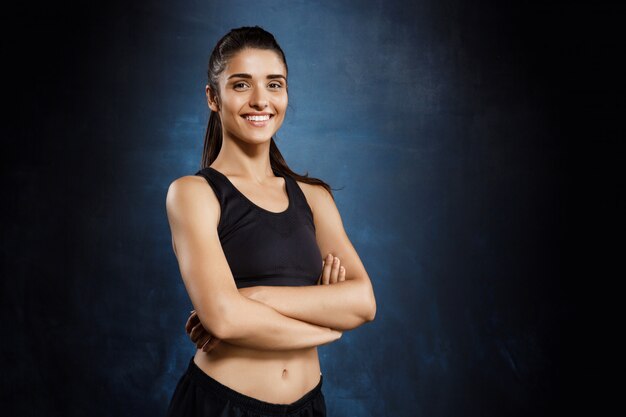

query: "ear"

left=206, top=85, right=220, bottom=112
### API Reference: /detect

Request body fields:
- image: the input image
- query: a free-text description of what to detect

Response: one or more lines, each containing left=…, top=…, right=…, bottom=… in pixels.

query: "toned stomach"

left=193, top=341, right=322, bottom=404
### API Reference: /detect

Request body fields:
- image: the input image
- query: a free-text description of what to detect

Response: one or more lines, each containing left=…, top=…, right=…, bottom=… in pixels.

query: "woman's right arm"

left=166, top=176, right=342, bottom=351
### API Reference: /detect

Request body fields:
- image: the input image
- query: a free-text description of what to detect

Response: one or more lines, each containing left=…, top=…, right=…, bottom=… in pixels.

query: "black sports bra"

left=194, top=166, right=323, bottom=288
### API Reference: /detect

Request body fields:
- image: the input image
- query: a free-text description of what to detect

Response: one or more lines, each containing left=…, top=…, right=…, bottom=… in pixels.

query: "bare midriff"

left=193, top=341, right=322, bottom=404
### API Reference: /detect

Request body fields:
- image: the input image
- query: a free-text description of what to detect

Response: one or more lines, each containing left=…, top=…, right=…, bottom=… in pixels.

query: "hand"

left=185, top=310, right=221, bottom=353
left=317, top=253, right=347, bottom=285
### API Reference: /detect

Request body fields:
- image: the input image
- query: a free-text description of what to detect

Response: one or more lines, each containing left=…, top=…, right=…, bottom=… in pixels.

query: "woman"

left=165, top=26, right=376, bottom=417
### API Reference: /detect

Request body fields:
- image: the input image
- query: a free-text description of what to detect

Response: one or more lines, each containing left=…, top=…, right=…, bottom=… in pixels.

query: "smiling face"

left=206, top=48, right=288, bottom=145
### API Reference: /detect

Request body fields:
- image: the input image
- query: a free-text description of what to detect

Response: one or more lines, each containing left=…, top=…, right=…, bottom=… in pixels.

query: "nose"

left=249, top=87, right=269, bottom=109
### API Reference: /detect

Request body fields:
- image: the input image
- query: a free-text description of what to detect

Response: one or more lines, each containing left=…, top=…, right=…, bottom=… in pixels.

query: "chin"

left=239, top=133, right=275, bottom=144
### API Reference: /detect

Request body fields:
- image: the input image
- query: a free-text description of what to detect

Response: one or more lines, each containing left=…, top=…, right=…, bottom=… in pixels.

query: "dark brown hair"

left=201, top=25, right=334, bottom=198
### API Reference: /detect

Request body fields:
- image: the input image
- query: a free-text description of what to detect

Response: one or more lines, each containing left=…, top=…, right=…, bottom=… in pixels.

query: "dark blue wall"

left=2, top=0, right=622, bottom=416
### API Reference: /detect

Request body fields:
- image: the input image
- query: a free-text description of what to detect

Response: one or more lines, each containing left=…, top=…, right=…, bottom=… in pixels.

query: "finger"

left=193, top=328, right=211, bottom=346
left=185, top=312, right=200, bottom=332
left=206, top=338, right=221, bottom=353
left=338, top=265, right=346, bottom=282
left=186, top=309, right=196, bottom=323
left=197, top=333, right=212, bottom=350
left=322, top=253, right=334, bottom=285
left=191, top=322, right=207, bottom=344
left=190, top=322, right=205, bottom=343
left=200, top=334, right=212, bottom=351
left=330, top=256, right=340, bottom=284
left=185, top=315, right=199, bottom=335
left=185, top=311, right=200, bottom=334
left=202, top=336, right=222, bottom=353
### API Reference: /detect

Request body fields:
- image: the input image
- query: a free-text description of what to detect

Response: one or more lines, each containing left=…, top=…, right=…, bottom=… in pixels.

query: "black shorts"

left=166, top=356, right=327, bottom=417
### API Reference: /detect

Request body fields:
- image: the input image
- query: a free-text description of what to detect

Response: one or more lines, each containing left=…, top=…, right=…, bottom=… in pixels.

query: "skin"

left=187, top=254, right=348, bottom=352
left=166, top=47, right=376, bottom=404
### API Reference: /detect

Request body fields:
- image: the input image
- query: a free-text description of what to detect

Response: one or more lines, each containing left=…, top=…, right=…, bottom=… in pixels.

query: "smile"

left=241, top=114, right=274, bottom=127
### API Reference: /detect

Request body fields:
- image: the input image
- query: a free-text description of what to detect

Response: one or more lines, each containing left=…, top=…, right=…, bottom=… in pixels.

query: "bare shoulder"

left=294, top=179, right=333, bottom=215
left=166, top=174, right=220, bottom=228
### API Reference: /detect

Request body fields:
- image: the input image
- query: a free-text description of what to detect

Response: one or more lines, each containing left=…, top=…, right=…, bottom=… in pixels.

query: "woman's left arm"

left=249, top=183, right=377, bottom=331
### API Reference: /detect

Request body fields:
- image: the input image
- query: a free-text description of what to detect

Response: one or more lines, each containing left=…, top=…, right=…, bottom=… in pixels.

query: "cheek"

left=277, top=95, right=288, bottom=111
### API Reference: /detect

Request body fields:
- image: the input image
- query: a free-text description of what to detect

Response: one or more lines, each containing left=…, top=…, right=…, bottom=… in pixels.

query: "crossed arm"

left=187, top=254, right=375, bottom=351
left=187, top=260, right=374, bottom=350
left=187, top=182, right=377, bottom=349
left=243, top=257, right=375, bottom=330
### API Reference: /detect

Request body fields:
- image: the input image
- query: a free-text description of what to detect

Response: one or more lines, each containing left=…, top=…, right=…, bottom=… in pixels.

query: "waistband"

left=186, top=355, right=323, bottom=415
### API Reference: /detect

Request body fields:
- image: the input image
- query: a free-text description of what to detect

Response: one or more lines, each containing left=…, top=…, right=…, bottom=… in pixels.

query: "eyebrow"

left=227, top=73, right=287, bottom=81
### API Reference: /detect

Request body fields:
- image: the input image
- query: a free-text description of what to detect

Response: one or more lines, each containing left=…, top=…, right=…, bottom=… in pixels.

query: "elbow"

left=196, top=297, right=238, bottom=340
left=363, top=294, right=377, bottom=322
left=364, top=285, right=376, bottom=321
left=359, top=282, right=376, bottom=322
left=351, top=296, right=376, bottom=327
left=208, top=314, right=232, bottom=341
left=367, top=302, right=376, bottom=321
left=348, top=301, right=376, bottom=330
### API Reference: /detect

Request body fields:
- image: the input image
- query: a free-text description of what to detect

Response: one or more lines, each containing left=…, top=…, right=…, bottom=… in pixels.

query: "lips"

left=242, top=113, right=274, bottom=127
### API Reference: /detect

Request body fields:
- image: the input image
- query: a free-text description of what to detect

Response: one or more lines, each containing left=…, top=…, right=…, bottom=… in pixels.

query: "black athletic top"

left=194, top=166, right=324, bottom=288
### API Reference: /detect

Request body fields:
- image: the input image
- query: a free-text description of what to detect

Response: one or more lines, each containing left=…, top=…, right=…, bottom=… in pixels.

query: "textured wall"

left=2, top=0, right=621, bottom=416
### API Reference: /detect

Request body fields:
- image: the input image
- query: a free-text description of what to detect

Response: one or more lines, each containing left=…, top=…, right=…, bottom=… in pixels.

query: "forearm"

left=252, top=280, right=374, bottom=331
left=217, top=294, right=342, bottom=350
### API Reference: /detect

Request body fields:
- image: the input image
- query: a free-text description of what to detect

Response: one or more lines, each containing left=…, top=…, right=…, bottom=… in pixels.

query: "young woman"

left=165, top=26, right=376, bottom=417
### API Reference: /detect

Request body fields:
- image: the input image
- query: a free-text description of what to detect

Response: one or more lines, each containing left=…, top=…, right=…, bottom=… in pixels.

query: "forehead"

left=224, top=48, right=286, bottom=77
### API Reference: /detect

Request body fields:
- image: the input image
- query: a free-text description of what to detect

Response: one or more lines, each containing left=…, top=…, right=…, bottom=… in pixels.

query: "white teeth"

left=245, top=115, right=270, bottom=121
